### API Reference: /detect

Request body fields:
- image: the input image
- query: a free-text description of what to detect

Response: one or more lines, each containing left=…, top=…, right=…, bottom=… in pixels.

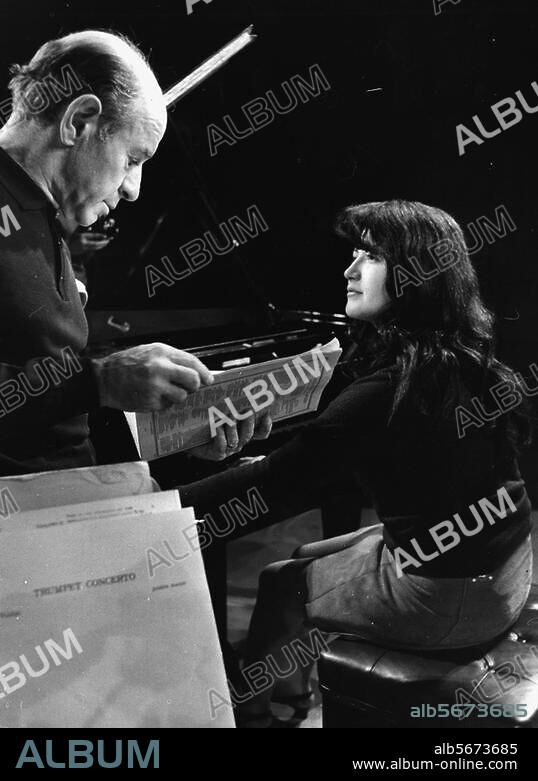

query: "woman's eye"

left=353, top=248, right=378, bottom=261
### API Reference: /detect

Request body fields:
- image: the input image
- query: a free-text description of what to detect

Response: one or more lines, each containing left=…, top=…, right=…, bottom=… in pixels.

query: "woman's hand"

left=188, top=413, right=273, bottom=461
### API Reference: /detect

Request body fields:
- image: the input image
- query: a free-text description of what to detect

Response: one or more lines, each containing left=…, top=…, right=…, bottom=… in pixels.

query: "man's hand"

left=188, top=413, right=273, bottom=461
left=92, top=343, right=213, bottom=411
left=70, top=231, right=112, bottom=257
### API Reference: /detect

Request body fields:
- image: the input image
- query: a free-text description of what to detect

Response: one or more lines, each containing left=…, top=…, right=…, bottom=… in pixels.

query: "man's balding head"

left=0, top=30, right=167, bottom=226
left=7, top=29, right=165, bottom=135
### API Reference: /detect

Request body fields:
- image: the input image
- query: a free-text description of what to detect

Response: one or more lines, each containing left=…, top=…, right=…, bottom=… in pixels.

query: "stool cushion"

left=318, top=584, right=538, bottom=727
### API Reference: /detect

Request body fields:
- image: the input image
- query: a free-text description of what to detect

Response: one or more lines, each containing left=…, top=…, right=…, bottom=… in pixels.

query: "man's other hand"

left=70, top=231, right=113, bottom=257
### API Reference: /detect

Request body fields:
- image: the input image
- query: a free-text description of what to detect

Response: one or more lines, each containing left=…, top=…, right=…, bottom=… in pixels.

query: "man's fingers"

left=166, top=364, right=204, bottom=393
left=167, top=349, right=214, bottom=386
left=160, top=384, right=189, bottom=408
left=94, top=342, right=213, bottom=412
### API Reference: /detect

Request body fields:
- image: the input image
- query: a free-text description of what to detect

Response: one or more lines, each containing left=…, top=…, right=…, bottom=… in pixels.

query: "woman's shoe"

left=271, top=691, right=315, bottom=722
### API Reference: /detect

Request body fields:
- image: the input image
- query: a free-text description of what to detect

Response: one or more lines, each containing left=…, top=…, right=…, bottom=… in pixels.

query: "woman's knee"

left=258, top=558, right=310, bottom=598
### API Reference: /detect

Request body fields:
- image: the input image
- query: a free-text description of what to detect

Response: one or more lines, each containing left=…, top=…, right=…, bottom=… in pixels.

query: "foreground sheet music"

left=0, top=461, right=157, bottom=512
left=0, top=504, right=234, bottom=728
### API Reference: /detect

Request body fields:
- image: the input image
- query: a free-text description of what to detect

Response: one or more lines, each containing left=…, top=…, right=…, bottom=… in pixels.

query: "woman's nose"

left=344, top=258, right=361, bottom=280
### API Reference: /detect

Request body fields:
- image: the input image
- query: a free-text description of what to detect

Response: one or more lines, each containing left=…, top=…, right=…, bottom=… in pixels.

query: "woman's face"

left=344, top=237, right=391, bottom=321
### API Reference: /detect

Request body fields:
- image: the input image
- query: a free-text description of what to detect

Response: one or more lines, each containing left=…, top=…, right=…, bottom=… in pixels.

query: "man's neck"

left=0, top=122, right=59, bottom=209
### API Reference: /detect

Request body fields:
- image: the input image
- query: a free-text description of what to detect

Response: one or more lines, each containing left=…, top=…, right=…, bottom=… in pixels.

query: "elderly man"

left=0, top=30, right=268, bottom=475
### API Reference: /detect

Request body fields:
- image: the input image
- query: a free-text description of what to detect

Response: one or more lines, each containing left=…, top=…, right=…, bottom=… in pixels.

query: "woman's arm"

left=179, top=367, right=396, bottom=537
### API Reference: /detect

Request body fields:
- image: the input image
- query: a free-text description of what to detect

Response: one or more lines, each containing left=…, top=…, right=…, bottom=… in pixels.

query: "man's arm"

left=0, top=353, right=99, bottom=438
left=0, top=343, right=213, bottom=439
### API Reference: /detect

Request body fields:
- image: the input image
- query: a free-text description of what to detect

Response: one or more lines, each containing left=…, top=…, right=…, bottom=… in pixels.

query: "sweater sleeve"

left=179, top=367, right=395, bottom=536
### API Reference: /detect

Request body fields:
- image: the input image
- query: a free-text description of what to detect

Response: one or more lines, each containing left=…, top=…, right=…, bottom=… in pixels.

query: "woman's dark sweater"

left=180, top=364, right=532, bottom=577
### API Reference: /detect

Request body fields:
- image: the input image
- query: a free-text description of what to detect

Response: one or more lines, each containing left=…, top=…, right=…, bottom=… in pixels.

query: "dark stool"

left=318, top=584, right=538, bottom=728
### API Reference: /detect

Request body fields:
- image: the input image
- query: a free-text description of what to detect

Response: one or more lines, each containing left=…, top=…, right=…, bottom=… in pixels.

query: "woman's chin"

left=346, top=302, right=365, bottom=320
left=346, top=299, right=392, bottom=322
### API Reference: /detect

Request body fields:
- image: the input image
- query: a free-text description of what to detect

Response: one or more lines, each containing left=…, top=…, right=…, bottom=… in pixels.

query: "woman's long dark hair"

left=335, top=199, right=533, bottom=447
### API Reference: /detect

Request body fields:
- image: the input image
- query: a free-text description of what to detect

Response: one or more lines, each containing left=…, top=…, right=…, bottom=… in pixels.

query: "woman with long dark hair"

left=179, top=200, right=535, bottom=727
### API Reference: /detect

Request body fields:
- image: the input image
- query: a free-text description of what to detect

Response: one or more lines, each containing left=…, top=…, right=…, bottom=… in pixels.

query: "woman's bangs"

left=336, top=204, right=394, bottom=258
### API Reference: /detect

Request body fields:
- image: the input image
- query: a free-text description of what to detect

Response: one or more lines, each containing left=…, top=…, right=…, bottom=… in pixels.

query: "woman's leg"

left=235, top=525, right=386, bottom=723
left=236, top=557, right=314, bottom=719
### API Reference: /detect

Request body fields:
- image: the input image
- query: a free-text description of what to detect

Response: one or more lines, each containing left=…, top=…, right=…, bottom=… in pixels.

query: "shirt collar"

left=0, top=146, right=57, bottom=214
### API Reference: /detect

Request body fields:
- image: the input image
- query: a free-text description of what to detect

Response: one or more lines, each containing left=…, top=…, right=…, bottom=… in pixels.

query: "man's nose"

left=120, top=167, right=142, bottom=202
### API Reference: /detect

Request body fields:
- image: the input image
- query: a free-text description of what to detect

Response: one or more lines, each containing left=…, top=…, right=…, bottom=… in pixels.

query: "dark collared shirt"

left=0, top=146, right=99, bottom=475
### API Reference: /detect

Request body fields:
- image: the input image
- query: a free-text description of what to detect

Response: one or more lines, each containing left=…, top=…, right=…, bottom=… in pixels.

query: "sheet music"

left=0, top=461, right=156, bottom=512
left=0, top=507, right=234, bottom=728
left=0, top=490, right=182, bottom=532
left=133, top=338, right=342, bottom=459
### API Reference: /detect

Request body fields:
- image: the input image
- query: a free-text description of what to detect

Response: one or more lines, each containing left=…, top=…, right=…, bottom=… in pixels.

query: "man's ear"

left=59, top=94, right=103, bottom=147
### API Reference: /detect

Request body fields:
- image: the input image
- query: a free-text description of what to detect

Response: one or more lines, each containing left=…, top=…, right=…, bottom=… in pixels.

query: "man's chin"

left=77, top=215, right=98, bottom=229
left=77, top=204, right=107, bottom=227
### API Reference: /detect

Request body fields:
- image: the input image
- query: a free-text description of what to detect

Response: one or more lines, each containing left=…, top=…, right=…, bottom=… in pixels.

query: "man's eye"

left=128, top=157, right=140, bottom=167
